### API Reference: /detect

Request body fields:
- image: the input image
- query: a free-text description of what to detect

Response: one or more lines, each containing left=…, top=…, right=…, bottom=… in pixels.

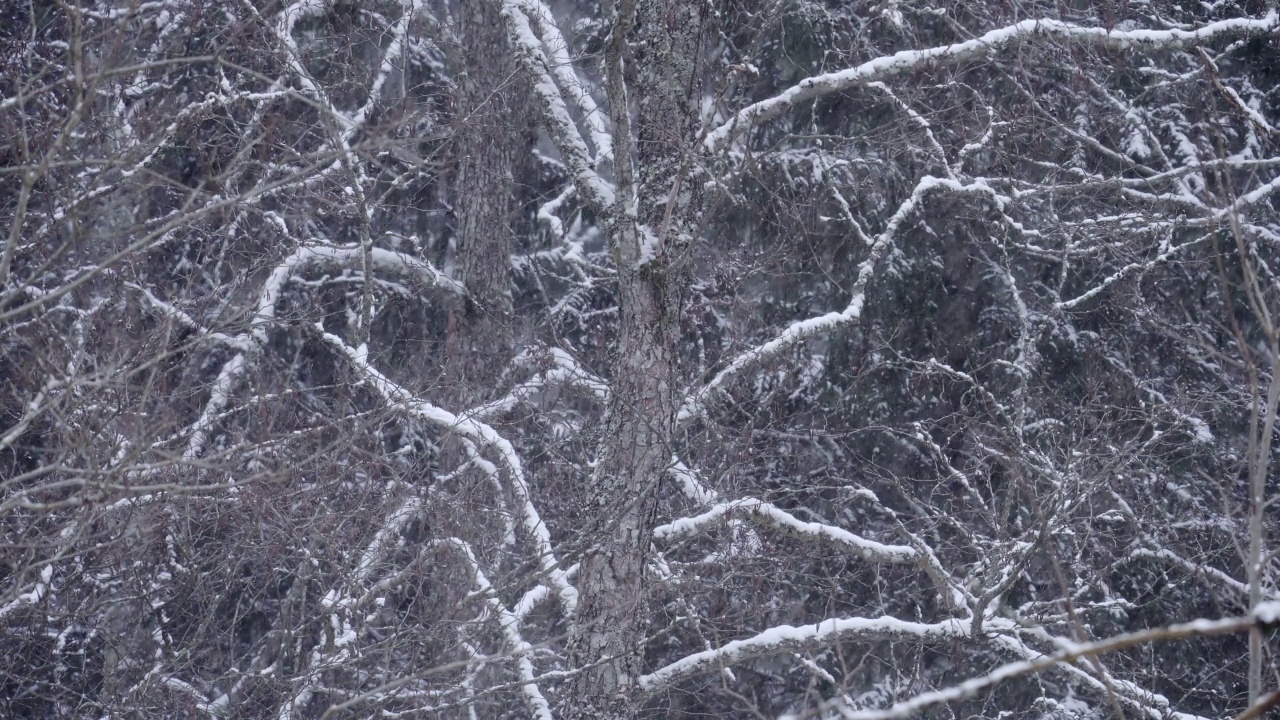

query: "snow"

left=275, top=0, right=331, bottom=103
left=544, top=346, right=609, bottom=397
left=0, top=554, right=55, bottom=623
left=253, top=243, right=462, bottom=345
left=184, top=354, right=246, bottom=461
left=518, top=0, right=612, bottom=163
left=638, top=224, right=662, bottom=265
left=434, top=538, right=554, bottom=720
left=353, top=497, right=423, bottom=585
left=180, top=241, right=460, bottom=462
left=704, top=12, right=1278, bottom=155
left=348, top=0, right=424, bottom=132
left=679, top=176, right=1000, bottom=428
left=536, top=183, right=575, bottom=241
left=1254, top=601, right=1280, bottom=625
left=655, top=497, right=918, bottom=563
left=501, top=1, right=615, bottom=210
left=640, top=615, right=969, bottom=690
left=1057, top=234, right=1209, bottom=310
left=1187, top=416, right=1214, bottom=444
left=319, top=330, right=578, bottom=615
left=158, top=676, right=216, bottom=713
left=668, top=459, right=717, bottom=506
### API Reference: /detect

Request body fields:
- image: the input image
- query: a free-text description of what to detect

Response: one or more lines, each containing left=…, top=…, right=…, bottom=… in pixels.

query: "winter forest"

left=9, top=0, right=1280, bottom=717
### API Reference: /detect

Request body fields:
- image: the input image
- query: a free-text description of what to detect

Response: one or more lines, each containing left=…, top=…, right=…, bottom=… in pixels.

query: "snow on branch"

left=517, top=0, right=611, bottom=163
left=667, top=459, right=718, bottom=507
left=0, top=376, right=63, bottom=456
left=465, top=367, right=589, bottom=421
left=1129, top=547, right=1280, bottom=602
left=791, top=612, right=1263, bottom=720
left=185, top=354, right=246, bottom=461
left=157, top=676, right=224, bottom=718
left=500, top=1, right=614, bottom=212
left=654, top=497, right=918, bottom=564
left=432, top=538, right=554, bottom=720
left=282, top=497, right=433, bottom=720
left=639, top=615, right=970, bottom=692
left=1056, top=234, right=1210, bottom=310
left=183, top=242, right=457, bottom=460
left=678, top=177, right=1002, bottom=428
left=317, top=329, right=578, bottom=615
left=254, top=243, right=462, bottom=345
left=275, top=0, right=334, bottom=113
left=128, top=283, right=252, bottom=352
left=704, top=12, right=1278, bottom=155
left=347, top=0, right=424, bottom=135
left=662, top=460, right=765, bottom=563
left=554, top=354, right=607, bottom=396
left=464, top=346, right=608, bottom=420
left=989, top=631, right=1210, bottom=720
left=0, top=564, right=53, bottom=624
left=353, top=497, right=424, bottom=587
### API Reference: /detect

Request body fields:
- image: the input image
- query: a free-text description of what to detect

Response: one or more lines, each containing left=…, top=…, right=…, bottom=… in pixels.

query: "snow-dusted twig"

left=654, top=497, right=918, bottom=564
left=517, top=0, right=611, bottom=163
left=500, top=1, right=614, bottom=211
left=639, top=615, right=974, bottom=692
left=184, top=354, right=247, bottom=461
left=317, top=329, right=577, bottom=614
left=678, top=176, right=1005, bottom=427
left=704, top=12, right=1278, bottom=155
left=1129, top=547, right=1269, bottom=601
left=1056, top=234, right=1210, bottom=310
left=279, top=502, right=412, bottom=719
left=253, top=243, right=462, bottom=344
left=433, top=538, right=554, bottom=720
left=183, top=241, right=457, bottom=460
left=791, top=610, right=1270, bottom=720
left=0, top=564, right=54, bottom=625
left=867, top=81, right=955, bottom=180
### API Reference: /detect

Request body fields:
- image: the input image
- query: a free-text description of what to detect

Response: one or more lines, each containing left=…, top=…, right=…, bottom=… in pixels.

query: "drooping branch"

left=317, top=329, right=578, bottom=615
left=499, top=1, right=614, bottom=212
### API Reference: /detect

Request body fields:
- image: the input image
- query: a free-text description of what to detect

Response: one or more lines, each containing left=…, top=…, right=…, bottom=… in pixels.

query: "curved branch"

left=678, top=176, right=1004, bottom=428
left=654, top=497, right=918, bottom=564
left=796, top=611, right=1266, bottom=720
left=639, top=615, right=972, bottom=692
left=317, top=330, right=578, bottom=615
left=704, top=12, right=1278, bottom=155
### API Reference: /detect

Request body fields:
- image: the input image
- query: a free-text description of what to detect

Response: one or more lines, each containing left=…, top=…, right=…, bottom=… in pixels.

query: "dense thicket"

left=4, top=1, right=1280, bottom=718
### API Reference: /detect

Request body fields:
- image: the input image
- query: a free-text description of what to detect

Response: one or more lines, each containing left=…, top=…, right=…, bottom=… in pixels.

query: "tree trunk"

left=450, top=0, right=527, bottom=392
left=565, top=2, right=705, bottom=718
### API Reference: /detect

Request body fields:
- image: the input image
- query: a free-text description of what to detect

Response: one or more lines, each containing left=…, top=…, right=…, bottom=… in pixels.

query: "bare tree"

left=6, top=1, right=1280, bottom=718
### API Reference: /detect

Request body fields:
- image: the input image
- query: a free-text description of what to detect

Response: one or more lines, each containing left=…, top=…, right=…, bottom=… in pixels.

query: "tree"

left=5, top=0, right=1280, bottom=718
left=450, top=0, right=527, bottom=394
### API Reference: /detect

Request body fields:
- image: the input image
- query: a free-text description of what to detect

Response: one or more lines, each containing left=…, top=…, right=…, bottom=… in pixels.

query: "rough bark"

left=564, top=2, right=706, bottom=718
left=450, top=0, right=526, bottom=392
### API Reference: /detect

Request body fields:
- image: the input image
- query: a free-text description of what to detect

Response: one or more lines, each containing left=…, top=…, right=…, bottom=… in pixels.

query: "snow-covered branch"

left=704, top=12, right=1278, bottom=155
left=500, top=1, right=614, bottom=211
left=639, top=615, right=973, bottom=692
left=253, top=243, right=462, bottom=344
left=678, top=176, right=1005, bottom=427
left=317, top=329, right=577, bottom=615
left=794, top=610, right=1270, bottom=720
left=654, top=497, right=918, bottom=564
